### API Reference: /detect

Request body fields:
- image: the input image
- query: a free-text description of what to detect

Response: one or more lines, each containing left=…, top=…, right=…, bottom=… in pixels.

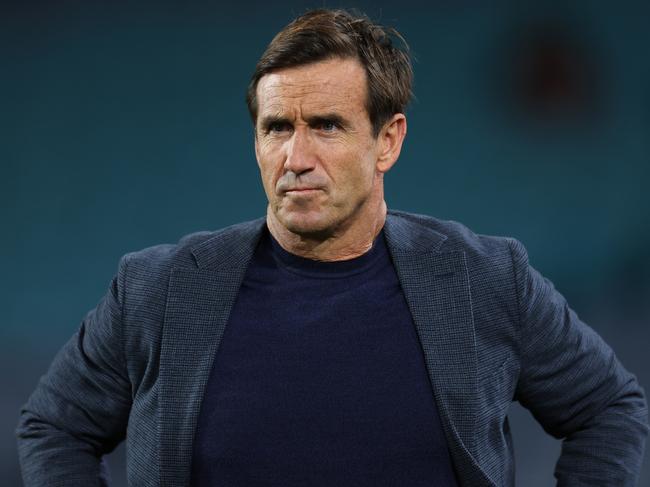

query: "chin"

left=279, top=212, right=336, bottom=238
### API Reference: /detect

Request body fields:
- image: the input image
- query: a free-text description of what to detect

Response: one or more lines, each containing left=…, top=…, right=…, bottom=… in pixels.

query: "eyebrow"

left=258, top=113, right=350, bottom=132
left=305, top=113, right=348, bottom=129
left=258, top=115, right=291, bottom=132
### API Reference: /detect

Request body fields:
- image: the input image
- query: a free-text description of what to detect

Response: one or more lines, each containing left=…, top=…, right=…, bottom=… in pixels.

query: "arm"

left=509, top=239, right=648, bottom=486
left=16, top=255, right=133, bottom=487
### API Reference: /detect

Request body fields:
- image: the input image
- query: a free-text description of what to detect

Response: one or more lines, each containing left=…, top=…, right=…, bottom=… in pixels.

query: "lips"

left=276, top=176, right=326, bottom=195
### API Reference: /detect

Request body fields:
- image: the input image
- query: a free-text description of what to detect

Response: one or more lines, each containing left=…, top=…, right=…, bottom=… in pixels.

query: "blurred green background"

left=2, top=1, right=648, bottom=485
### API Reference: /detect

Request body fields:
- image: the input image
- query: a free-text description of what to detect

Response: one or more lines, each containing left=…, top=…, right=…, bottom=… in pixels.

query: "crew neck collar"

left=266, top=227, right=386, bottom=278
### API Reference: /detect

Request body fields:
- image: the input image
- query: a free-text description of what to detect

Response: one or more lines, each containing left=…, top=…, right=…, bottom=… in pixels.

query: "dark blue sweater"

left=191, top=227, right=458, bottom=486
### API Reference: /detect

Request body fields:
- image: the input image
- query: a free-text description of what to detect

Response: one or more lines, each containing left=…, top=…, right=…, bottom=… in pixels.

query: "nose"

left=283, top=127, right=316, bottom=175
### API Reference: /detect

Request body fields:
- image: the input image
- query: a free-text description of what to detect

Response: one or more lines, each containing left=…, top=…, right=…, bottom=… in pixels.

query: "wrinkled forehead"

left=255, top=58, right=368, bottom=119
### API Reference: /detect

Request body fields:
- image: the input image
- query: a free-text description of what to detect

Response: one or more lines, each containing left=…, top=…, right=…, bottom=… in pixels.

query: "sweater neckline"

left=266, top=227, right=386, bottom=279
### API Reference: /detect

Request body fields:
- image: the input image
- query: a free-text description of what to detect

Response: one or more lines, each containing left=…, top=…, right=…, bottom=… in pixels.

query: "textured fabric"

left=190, top=228, right=458, bottom=486
left=16, top=210, right=649, bottom=486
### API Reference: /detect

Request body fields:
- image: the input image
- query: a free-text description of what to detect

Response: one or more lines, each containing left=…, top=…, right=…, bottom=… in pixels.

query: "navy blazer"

left=17, top=210, right=649, bottom=486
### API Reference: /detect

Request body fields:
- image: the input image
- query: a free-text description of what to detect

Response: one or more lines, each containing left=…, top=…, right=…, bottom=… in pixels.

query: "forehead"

left=256, top=57, right=368, bottom=117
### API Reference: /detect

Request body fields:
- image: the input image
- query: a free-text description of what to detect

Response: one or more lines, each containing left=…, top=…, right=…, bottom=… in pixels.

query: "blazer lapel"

left=385, top=213, right=494, bottom=487
left=158, top=218, right=266, bottom=487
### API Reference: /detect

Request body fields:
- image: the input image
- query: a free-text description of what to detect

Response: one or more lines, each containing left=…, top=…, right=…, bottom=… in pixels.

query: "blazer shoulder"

left=388, top=209, right=520, bottom=266
left=120, top=217, right=265, bottom=281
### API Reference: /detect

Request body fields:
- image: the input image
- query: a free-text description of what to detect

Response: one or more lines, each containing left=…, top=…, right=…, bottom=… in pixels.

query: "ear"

left=375, top=113, right=407, bottom=173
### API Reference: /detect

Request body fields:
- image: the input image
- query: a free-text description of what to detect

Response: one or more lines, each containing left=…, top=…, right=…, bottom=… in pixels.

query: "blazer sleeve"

left=509, top=238, right=649, bottom=486
left=16, top=254, right=133, bottom=487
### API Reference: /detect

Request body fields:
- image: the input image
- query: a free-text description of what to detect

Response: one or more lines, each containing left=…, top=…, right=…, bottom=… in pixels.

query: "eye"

left=317, top=120, right=339, bottom=132
left=321, top=121, right=336, bottom=131
left=267, top=122, right=292, bottom=134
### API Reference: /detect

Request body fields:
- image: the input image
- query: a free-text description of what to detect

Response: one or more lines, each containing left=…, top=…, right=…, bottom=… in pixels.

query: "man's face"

left=254, top=57, right=386, bottom=238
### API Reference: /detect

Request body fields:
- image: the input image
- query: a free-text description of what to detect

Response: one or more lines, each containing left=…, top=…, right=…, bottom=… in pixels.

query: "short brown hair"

left=246, top=9, right=413, bottom=137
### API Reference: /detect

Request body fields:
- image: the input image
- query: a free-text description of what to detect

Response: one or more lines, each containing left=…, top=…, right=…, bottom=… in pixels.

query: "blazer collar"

left=384, top=210, right=447, bottom=252
left=190, top=217, right=266, bottom=270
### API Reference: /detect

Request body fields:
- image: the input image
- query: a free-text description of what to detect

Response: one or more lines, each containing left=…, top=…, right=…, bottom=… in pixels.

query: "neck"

left=266, top=201, right=387, bottom=262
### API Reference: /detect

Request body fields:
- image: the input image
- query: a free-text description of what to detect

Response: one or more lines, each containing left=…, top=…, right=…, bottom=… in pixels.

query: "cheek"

left=344, top=151, right=376, bottom=186
left=328, top=161, right=374, bottom=206
left=258, top=148, right=284, bottom=188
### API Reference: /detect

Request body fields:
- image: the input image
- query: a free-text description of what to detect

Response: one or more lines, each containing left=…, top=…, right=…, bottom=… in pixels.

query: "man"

left=16, top=8, right=648, bottom=487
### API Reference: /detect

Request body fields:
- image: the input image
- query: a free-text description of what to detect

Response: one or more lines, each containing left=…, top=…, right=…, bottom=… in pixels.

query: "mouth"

left=284, top=188, right=322, bottom=194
